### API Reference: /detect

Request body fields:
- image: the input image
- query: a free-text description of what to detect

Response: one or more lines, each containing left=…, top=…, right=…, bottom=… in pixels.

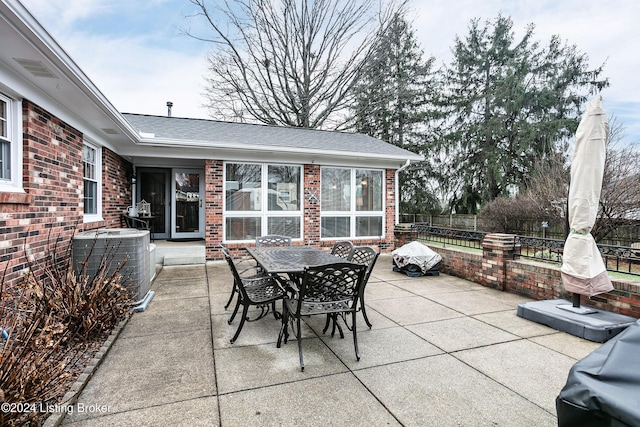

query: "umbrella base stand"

left=557, top=304, right=598, bottom=315
left=557, top=292, right=597, bottom=314
left=517, top=299, right=636, bottom=343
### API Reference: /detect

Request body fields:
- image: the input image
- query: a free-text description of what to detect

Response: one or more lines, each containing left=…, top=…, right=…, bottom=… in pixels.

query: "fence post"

left=481, top=233, right=520, bottom=291
left=394, top=223, right=417, bottom=249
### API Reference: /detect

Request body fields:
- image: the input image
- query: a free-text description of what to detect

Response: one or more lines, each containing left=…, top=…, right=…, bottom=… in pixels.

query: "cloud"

left=63, top=31, right=211, bottom=118
left=409, top=0, right=640, bottom=143
left=23, top=0, right=212, bottom=118
left=20, top=0, right=640, bottom=141
left=23, top=0, right=123, bottom=27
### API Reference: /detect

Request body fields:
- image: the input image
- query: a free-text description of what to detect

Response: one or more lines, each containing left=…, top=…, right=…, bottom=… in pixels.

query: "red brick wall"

left=304, top=164, right=321, bottom=247
left=434, top=245, right=640, bottom=318
left=102, top=147, right=133, bottom=227
left=504, top=260, right=640, bottom=318
left=394, top=229, right=640, bottom=318
left=383, top=169, right=396, bottom=252
left=0, top=101, right=131, bottom=290
left=434, top=246, right=484, bottom=283
left=205, top=159, right=224, bottom=259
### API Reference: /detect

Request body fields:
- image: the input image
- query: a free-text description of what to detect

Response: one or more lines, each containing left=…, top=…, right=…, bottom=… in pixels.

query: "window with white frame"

left=83, top=142, right=101, bottom=218
left=224, top=162, right=302, bottom=241
left=0, top=93, right=23, bottom=191
left=321, top=167, right=384, bottom=239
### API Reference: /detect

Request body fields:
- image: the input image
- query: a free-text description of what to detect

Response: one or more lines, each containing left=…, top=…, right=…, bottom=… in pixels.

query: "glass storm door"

left=138, top=168, right=170, bottom=240
left=172, top=169, right=205, bottom=239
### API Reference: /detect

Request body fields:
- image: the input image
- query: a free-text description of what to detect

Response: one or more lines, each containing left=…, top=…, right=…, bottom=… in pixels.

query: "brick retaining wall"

left=394, top=226, right=640, bottom=318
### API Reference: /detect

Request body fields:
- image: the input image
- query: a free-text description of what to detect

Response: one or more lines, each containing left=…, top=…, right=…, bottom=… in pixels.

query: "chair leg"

left=333, top=315, right=344, bottom=339
left=296, top=316, right=304, bottom=371
left=322, top=315, right=331, bottom=334
left=228, top=295, right=242, bottom=324
left=271, top=301, right=281, bottom=319
left=352, top=310, right=360, bottom=361
left=224, top=284, right=237, bottom=309
left=230, top=304, right=249, bottom=344
left=360, top=295, right=373, bottom=329
left=277, top=303, right=289, bottom=348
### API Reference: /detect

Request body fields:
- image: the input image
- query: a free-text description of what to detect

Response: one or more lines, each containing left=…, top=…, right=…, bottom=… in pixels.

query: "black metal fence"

left=413, top=224, right=487, bottom=250
left=515, top=236, right=564, bottom=263
left=412, top=224, right=640, bottom=277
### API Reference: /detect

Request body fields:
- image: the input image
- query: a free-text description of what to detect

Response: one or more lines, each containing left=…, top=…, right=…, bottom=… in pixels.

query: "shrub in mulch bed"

left=0, top=232, right=133, bottom=426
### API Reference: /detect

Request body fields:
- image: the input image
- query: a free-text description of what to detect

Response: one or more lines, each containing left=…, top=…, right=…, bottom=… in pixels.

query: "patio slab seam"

left=205, top=266, right=225, bottom=427
left=445, top=344, right=558, bottom=418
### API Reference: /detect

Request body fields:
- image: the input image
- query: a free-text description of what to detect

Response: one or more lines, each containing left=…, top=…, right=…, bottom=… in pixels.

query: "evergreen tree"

left=351, top=12, right=439, bottom=213
left=352, top=13, right=435, bottom=148
left=436, top=14, right=608, bottom=213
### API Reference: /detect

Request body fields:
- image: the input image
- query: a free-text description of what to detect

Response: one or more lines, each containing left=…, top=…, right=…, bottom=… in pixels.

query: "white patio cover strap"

left=560, top=95, right=613, bottom=296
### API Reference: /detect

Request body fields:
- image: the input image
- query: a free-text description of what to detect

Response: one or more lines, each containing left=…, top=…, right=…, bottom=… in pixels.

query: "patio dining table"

left=245, top=246, right=348, bottom=276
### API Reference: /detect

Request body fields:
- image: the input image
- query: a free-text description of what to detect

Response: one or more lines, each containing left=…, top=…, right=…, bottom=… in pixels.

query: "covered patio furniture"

left=255, top=235, right=292, bottom=247
left=223, top=251, right=286, bottom=344
left=556, top=319, right=640, bottom=427
left=331, top=240, right=354, bottom=259
left=277, top=262, right=366, bottom=371
left=392, top=241, right=442, bottom=277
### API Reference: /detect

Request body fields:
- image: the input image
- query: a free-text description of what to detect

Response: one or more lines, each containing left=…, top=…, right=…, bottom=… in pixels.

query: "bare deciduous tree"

left=479, top=117, right=640, bottom=244
left=594, top=117, right=640, bottom=241
left=187, top=0, right=403, bottom=129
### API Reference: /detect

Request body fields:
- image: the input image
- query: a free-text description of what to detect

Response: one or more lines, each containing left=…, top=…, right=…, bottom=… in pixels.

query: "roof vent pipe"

left=166, top=101, right=173, bottom=117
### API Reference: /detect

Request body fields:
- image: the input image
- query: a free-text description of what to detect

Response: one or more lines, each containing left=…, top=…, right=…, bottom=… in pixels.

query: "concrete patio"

left=59, top=254, right=602, bottom=426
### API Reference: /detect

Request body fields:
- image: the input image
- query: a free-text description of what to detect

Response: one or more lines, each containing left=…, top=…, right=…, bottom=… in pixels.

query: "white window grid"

left=0, top=93, right=23, bottom=192
left=82, top=141, right=102, bottom=221
left=320, top=167, right=385, bottom=240
left=223, top=162, right=303, bottom=242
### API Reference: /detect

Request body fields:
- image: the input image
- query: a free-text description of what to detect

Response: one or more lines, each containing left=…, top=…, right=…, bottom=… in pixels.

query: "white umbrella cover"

left=560, top=95, right=613, bottom=296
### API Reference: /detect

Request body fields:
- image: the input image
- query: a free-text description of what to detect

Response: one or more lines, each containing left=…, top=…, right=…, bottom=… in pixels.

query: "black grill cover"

left=556, top=319, right=640, bottom=427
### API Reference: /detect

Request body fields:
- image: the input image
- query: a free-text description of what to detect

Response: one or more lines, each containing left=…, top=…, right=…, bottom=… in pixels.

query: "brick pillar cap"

left=483, top=233, right=518, bottom=249
left=395, top=223, right=414, bottom=230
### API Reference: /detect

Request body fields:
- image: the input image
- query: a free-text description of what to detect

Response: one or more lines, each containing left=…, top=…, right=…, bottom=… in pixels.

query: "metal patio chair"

left=223, top=250, right=286, bottom=344
left=255, top=234, right=292, bottom=247
left=331, top=240, right=354, bottom=259
left=220, top=243, right=265, bottom=311
left=277, top=262, right=366, bottom=371
left=349, top=246, right=380, bottom=329
left=323, top=245, right=380, bottom=334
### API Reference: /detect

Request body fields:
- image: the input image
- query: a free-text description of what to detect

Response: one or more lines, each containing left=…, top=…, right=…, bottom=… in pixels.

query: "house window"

left=224, top=162, right=302, bottom=241
left=321, top=167, right=384, bottom=239
left=83, top=142, right=101, bottom=218
left=0, top=97, right=9, bottom=180
left=0, top=93, right=22, bottom=192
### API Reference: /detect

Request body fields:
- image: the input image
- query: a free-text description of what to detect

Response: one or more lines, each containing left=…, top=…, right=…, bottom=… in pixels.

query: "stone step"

left=163, top=254, right=206, bottom=266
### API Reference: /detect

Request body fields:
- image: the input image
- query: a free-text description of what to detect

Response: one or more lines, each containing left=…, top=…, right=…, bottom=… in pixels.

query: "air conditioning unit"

left=72, top=229, right=152, bottom=305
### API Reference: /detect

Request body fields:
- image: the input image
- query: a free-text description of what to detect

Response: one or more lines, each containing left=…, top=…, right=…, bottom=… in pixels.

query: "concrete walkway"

left=60, top=255, right=601, bottom=426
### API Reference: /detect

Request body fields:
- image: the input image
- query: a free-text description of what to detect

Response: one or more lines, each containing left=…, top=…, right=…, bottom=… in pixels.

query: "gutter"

left=3, top=0, right=141, bottom=144
left=395, top=159, right=412, bottom=225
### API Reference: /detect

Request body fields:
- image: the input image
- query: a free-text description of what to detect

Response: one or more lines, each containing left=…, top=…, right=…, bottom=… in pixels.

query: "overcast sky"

left=20, top=0, right=640, bottom=144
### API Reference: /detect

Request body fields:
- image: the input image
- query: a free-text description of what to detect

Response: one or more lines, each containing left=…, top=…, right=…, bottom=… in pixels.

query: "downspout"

left=395, top=160, right=411, bottom=225
left=130, top=166, right=137, bottom=215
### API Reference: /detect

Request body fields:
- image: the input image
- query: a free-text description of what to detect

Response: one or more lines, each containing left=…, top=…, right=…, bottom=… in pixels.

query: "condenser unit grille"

left=73, top=229, right=151, bottom=301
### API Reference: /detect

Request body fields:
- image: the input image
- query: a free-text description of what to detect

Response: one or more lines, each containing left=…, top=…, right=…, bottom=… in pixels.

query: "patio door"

left=138, top=168, right=170, bottom=240
left=172, top=169, right=205, bottom=239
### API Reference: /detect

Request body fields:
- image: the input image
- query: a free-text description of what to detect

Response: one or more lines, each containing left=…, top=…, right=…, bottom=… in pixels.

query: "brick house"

left=0, top=1, right=422, bottom=288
